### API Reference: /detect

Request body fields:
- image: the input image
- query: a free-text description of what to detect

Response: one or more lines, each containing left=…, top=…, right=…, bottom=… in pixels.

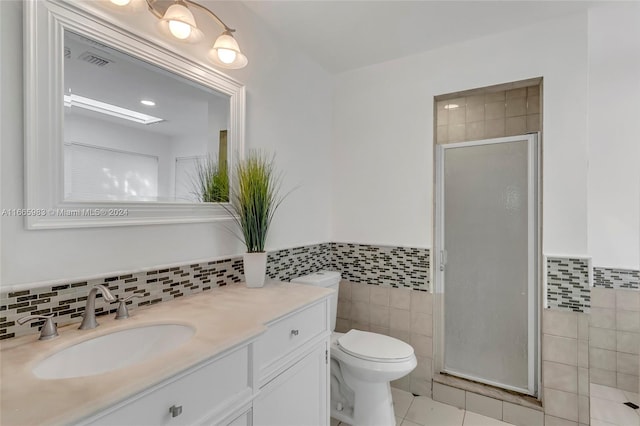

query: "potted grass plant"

left=191, top=156, right=229, bottom=203
left=228, top=150, right=284, bottom=288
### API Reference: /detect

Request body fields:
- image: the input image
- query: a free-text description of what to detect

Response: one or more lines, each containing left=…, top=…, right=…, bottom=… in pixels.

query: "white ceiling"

left=241, top=1, right=595, bottom=73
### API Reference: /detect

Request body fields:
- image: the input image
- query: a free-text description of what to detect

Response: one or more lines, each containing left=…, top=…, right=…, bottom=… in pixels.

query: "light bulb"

left=168, top=20, right=192, bottom=40
left=217, top=48, right=237, bottom=64
left=110, top=0, right=131, bottom=5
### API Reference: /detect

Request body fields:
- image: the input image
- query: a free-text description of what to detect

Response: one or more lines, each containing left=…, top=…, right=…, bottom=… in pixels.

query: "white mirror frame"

left=24, top=0, right=245, bottom=229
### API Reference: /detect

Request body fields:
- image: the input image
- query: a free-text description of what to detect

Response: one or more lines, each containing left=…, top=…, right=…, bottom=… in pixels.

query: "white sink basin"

left=33, top=324, right=195, bottom=379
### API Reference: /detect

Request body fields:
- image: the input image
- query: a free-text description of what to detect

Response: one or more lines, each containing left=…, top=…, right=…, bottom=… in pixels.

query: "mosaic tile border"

left=267, top=243, right=332, bottom=282
left=593, top=267, right=639, bottom=290
left=546, top=257, right=591, bottom=313
left=0, top=258, right=244, bottom=340
left=1, top=242, right=430, bottom=340
left=329, top=243, right=430, bottom=291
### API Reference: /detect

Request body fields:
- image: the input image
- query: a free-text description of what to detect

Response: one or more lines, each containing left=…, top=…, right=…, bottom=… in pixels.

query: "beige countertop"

left=0, top=281, right=333, bottom=426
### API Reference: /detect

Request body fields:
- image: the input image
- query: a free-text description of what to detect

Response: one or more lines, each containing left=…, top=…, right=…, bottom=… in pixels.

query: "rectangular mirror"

left=24, top=0, right=245, bottom=229
left=63, top=31, right=230, bottom=203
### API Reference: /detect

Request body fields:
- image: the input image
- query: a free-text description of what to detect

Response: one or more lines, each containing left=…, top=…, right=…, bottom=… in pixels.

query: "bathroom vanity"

left=0, top=282, right=332, bottom=425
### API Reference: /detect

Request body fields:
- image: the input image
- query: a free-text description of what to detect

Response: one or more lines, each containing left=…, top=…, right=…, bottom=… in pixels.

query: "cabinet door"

left=253, top=342, right=328, bottom=426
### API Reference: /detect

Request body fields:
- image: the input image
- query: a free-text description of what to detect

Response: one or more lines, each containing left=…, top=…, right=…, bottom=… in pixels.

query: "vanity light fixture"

left=109, top=0, right=248, bottom=69
left=64, top=94, right=164, bottom=125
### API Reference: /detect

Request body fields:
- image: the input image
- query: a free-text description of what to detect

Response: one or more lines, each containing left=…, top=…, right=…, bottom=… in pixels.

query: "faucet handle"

left=17, top=314, right=59, bottom=341
left=114, top=294, right=143, bottom=320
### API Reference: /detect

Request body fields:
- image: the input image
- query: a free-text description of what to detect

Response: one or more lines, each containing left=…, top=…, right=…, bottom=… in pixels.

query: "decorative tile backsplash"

left=267, top=243, right=332, bottom=282
left=330, top=243, right=430, bottom=291
left=0, top=258, right=244, bottom=340
left=0, top=242, right=429, bottom=340
left=593, top=267, right=639, bottom=290
left=546, top=257, right=591, bottom=313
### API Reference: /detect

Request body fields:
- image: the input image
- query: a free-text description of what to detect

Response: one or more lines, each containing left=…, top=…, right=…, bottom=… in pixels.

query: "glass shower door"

left=438, top=135, right=537, bottom=395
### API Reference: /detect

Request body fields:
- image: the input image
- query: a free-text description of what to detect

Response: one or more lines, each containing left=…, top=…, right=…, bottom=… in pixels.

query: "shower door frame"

left=433, top=134, right=540, bottom=397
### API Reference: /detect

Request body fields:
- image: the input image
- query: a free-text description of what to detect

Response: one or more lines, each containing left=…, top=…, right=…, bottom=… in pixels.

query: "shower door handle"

left=440, top=250, right=447, bottom=271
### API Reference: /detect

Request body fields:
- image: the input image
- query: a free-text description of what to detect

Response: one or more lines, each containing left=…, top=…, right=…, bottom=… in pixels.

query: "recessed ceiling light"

left=140, top=99, right=156, bottom=107
left=444, top=104, right=459, bottom=110
left=64, top=94, right=164, bottom=125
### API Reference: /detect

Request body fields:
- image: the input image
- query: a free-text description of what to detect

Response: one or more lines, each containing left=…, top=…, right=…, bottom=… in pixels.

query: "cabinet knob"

left=290, top=329, right=299, bottom=336
left=169, top=404, right=183, bottom=418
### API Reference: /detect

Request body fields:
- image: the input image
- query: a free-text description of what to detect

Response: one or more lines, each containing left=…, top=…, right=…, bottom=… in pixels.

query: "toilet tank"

left=291, top=270, right=340, bottom=331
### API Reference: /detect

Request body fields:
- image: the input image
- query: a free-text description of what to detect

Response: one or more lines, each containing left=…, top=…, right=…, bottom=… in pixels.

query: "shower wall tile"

left=435, top=83, right=541, bottom=144
left=589, top=287, right=640, bottom=393
left=593, top=267, right=639, bottom=290
left=546, top=257, right=591, bottom=313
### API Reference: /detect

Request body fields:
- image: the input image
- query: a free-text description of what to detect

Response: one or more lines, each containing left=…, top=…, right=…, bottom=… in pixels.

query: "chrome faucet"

left=79, top=285, right=116, bottom=330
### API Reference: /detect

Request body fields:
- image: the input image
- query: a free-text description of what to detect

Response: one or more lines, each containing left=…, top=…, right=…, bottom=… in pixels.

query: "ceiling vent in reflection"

left=64, top=46, right=71, bottom=59
left=78, top=51, right=112, bottom=67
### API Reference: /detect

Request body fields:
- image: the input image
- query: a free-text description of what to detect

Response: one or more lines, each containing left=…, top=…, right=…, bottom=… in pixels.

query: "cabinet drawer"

left=258, top=300, right=328, bottom=383
left=85, top=345, right=252, bottom=425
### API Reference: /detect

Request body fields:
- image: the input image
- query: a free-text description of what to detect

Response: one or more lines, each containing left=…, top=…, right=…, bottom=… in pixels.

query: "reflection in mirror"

left=63, top=30, right=230, bottom=203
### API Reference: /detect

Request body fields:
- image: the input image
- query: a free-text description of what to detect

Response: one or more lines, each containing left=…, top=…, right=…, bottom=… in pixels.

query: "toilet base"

left=343, top=367, right=397, bottom=426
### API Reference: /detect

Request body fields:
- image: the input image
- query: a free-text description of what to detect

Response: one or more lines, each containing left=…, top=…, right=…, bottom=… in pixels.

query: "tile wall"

left=547, top=257, right=591, bottom=313
left=589, top=287, right=640, bottom=393
left=593, top=267, right=639, bottom=290
left=335, top=280, right=434, bottom=397
left=542, top=309, right=591, bottom=425
left=330, top=243, right=429, bottom=291
left=0, top=242, right=428, bottom=340
left=436, top=85, right=541, bottom=144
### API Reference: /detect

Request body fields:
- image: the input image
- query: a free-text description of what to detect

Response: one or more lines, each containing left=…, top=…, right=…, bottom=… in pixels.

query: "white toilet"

left=292, top=271, right=417, bottom=426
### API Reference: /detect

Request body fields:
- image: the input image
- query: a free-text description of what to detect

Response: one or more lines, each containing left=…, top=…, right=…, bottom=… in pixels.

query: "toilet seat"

left=336, top=330, right=414, bottom=363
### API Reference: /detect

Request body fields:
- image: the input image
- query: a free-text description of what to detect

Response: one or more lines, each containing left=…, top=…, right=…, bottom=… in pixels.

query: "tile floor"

left=590, top=383, right=640, bottom=426
left=330, top=388, right=517, bottom=426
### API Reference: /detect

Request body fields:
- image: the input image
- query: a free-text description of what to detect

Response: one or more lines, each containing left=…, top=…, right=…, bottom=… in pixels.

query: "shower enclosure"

left=434, top=134, right=539, bottom=396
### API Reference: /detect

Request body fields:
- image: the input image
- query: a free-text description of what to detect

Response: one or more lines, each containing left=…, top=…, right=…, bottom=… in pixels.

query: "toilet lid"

left=337, top=330, right=414, bottom=362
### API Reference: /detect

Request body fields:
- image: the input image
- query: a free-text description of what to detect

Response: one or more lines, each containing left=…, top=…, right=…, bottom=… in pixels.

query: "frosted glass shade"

left=208, top=32, right=248, bottom=69
left=161, top=3, right=198, bottom=41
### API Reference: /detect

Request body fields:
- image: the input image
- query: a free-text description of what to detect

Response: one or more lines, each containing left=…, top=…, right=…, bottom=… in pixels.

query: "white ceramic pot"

left=243, top=252, right=267, bottom=288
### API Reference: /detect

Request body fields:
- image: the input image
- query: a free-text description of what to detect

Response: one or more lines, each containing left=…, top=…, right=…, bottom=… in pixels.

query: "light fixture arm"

left=145, top=0, right=235, bottom=33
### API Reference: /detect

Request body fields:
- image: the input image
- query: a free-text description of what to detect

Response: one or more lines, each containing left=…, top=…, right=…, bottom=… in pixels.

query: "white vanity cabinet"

left=81, top=343, right=254, bottom=426
left=253, top=299, right=330, bottom=426
left=77, top=297, right=330, bottom=426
